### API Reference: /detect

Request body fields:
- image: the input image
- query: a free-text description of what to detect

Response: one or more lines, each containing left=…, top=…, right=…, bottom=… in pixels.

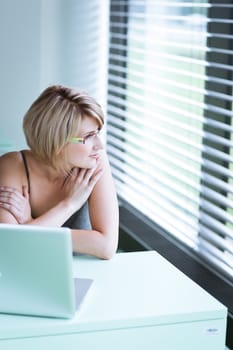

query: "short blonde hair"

left=23, top=85, right=104, bottom=174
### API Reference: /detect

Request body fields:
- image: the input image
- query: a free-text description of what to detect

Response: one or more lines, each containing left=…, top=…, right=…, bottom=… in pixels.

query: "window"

left=107, top=0, right=233, bottom=282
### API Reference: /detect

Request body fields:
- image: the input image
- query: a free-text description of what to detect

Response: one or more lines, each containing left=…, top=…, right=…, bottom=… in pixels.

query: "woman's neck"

left=26, top=150, right=65, bottom=182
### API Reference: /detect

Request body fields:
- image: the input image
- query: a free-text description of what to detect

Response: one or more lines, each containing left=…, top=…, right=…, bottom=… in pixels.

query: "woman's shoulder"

left=0, top=150, right=31, bottom=190
left=0, top=150, right=27, bottom=176
left=0, top=150, right=23, bottom=165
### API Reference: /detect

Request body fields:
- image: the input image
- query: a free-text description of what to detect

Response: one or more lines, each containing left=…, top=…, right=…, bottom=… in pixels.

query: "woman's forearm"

left=71, top=227, right=118, bottom=260
left=26, top=200, right=76, bottom=227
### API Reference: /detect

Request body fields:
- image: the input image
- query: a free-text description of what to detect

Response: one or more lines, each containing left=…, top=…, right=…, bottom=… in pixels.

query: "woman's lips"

left=89, top=153, right=99, bottom=159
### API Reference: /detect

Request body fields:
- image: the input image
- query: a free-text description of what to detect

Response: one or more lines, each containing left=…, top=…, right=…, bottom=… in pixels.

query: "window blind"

left=107, top=0, right=233, bottom=281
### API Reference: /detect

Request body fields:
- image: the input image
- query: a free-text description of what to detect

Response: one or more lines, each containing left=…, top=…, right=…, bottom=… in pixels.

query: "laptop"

left=0, top=224, right=93, bottom=319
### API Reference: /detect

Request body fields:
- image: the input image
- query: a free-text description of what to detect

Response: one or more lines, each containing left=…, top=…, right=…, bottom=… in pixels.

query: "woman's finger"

left=0, top=201, right=20, bottom=213
left=0, top=186, right=20, bottom=194
left=0, top=187, right=22, bottom=200
left=79, top=166, right=99, bottom=183
left=22, top=185, right=29, bottom=199
left=0, top=202, right=23, bottom=223
left=0, top=186, right=31, bottom=224
left=89, top=168, right=104, bottom=187
left=63, top=168, right=80, bottom=186
left=0, top=197, right=21, bottom=211
left=0, top=192, right=21, bottom=206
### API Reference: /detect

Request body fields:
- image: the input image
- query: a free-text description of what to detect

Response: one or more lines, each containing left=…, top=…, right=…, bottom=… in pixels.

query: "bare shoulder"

left=0, top=151, right=23, bottom=170
left=0, top=151, right=25, bottom=188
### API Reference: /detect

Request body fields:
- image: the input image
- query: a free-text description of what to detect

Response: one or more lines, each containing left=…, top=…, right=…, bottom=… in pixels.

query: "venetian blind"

left=106, top=0, right=233, bottom=281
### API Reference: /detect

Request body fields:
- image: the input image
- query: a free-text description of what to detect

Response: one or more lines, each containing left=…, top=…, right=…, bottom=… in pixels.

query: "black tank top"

left=20, top=151, right=31, bottom=194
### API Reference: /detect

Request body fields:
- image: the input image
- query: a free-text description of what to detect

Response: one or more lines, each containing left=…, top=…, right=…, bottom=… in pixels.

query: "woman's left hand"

left=0, top=185, right=32, bottom=224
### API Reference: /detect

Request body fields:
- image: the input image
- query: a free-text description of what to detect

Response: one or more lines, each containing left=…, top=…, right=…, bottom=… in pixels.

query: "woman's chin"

left=82, top=159, right=97, bottom=169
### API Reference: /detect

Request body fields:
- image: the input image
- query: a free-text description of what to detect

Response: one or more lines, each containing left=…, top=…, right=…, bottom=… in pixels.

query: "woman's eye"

left=83, top=130, right=100, bottom=143
left=85, top=134, right=94, bottom=140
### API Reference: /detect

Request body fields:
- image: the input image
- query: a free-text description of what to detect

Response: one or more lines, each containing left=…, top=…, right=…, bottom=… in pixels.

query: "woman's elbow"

left=99, top=235, right=119, bottom=260
left=101, top=250, right=116, bottom=260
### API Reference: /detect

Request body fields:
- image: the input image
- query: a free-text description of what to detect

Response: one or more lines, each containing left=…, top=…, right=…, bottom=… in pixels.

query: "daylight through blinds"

left=107, top=0, right=233, bottom=280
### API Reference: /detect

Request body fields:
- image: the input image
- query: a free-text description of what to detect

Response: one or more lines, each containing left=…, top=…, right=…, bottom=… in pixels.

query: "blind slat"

left=111, top=32, right=233, bottom=56
left=109, top=49, right=233, bottom=75
left=108, top=103, right=233, bottom=152
left=199, top=225, right=233, bottom=255
left=107, top=128, right=233, bottom=184
left=108, top=83, right=233, bottom=119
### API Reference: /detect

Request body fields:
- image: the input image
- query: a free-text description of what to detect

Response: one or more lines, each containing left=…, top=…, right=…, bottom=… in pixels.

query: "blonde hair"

left=23, top=85, right=104, bottom=174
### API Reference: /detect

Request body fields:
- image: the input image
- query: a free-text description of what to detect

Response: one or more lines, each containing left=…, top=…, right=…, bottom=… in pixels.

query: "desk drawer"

left=0, top=318, right=226, bottom=350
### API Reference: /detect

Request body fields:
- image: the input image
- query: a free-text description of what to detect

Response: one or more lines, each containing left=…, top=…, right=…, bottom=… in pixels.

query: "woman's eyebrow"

left=81, top=127, right=99, bottom=136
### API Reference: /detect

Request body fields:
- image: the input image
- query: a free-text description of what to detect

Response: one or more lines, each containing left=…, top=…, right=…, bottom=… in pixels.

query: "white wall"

left=56, top=0, right=109, bottom=107
left=0, top=0, right=109, bottom=152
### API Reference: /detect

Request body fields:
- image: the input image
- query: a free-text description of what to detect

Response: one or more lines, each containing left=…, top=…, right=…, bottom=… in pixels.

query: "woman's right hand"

left=62, top=163, right=104, bottom=211
left=0, top=185, right=32, bottom=224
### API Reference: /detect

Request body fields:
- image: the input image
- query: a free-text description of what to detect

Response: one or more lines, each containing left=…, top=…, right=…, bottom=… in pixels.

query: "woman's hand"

left=62, top=162, right=104, bottom=212
left=0, top=185, right=32, bottom=224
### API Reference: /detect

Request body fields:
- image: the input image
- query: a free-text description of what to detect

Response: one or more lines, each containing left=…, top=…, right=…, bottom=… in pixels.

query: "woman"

left=0, top=85, right=119, bottom=259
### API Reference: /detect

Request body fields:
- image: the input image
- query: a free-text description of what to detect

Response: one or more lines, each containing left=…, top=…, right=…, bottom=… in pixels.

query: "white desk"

left=0, top=251, right=227, bottom=349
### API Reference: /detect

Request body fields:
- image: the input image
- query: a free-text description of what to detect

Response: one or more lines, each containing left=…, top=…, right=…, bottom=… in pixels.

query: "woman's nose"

left=93, top=135, right=104, bottom=150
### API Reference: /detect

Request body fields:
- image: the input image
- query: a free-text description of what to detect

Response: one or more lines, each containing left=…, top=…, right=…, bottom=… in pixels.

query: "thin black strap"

left=20, top=151, right=31, bottom=194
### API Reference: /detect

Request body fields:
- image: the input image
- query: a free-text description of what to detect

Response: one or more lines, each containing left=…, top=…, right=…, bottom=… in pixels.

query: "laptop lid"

left=0, top=224, right=92, bottom=319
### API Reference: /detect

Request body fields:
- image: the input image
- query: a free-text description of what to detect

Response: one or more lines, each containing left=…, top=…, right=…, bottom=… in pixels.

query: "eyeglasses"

left=68, top=129, right=101, bottom=145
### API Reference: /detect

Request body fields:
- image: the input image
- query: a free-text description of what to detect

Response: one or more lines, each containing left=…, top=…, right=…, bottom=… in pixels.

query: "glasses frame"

left=68, top=137, right=85, bottom=144
left=68, top=129, right=101, bottom=145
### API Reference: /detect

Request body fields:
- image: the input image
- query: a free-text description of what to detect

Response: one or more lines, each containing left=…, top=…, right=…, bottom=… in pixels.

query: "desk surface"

left=0, top=251, right=227, bottom=340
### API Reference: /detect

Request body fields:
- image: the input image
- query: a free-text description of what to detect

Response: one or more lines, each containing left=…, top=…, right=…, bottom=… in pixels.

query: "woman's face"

left=66, top=116, right=104, bottom=169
